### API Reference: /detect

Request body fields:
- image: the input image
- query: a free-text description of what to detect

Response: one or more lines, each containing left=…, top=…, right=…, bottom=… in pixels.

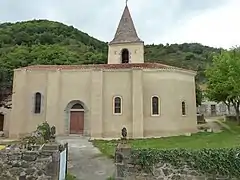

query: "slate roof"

left=109, top=5, right=143, bottom=45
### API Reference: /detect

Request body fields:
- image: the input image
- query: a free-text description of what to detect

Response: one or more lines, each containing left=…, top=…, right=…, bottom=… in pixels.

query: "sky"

left=0, top=0, right=240, bottom=49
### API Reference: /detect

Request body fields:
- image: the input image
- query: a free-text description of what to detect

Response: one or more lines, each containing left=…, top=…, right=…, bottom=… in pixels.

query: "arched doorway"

left=121, top=48, right=129, bottom=63
left=70, top=103, right=84, bottom=134
left=65, top=101, right=86, bottom=135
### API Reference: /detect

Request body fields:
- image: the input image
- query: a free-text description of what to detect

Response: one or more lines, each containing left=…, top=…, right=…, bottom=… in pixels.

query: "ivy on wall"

left=131, top=148, right=240, bottom=178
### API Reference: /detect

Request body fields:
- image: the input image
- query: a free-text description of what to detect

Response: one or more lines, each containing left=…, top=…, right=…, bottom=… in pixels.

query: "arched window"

left=34, top=92, right=42, bottom=114
left=151, top=96, right=160, bottom=116
left=121, top=49, right=129, bottom=63
left=182, top=101, right=186, bottom=116
left=113, top=96, right=122, bottom=115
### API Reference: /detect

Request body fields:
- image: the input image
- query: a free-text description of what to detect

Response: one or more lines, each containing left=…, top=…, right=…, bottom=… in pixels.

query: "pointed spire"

left=109, top=4, right=143, bottom=45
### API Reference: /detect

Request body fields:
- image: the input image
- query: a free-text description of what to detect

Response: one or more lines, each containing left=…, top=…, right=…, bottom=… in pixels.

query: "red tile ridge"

left=16, top=62, right=195, bottom=73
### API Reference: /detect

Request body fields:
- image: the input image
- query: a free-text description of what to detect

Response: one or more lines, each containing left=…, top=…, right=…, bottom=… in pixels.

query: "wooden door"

left=70, top=111, right=84, bottom=134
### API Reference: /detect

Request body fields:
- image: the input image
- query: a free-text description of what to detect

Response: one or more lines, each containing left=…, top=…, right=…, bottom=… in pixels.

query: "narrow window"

left=121, top=49, right=129, bottom=63
left=152, top=96, right=159, bottom=116
left=114, top=96, right=122, bottom=114
left=182, top=101, right=186, bottom=116
left=34, top=92, right=42, bottom=114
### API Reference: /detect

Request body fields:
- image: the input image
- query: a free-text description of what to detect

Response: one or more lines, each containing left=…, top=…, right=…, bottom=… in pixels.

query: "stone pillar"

left=132, top=70, right=144, bottom=138
left=90, top=70, right=103, bottom=138
left=42, top=144, right=60, bottom=179
left=45, top=70, right=61, bottom=133
left=9, top=69, right=27, bottom=138
left=115, top=142, right=132, bottom=180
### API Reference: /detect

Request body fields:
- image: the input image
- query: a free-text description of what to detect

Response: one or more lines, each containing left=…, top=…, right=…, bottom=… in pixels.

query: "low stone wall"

left=114, top=143, right=238, bottom=180
left=0, top=144, right=60, bottom=180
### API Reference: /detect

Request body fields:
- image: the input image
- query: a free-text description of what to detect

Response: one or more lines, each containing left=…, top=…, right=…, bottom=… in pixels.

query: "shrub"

left=37, top=121, right=56, bottom=142
left=21, top=121, right=56, bottom=147
left=131, top=148, right=240, bottom=178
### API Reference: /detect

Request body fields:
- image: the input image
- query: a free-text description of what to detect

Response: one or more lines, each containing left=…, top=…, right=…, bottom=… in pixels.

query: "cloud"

left=0, top=0, right=238, bottom=48
left=159, top=0, right=240, bottom=49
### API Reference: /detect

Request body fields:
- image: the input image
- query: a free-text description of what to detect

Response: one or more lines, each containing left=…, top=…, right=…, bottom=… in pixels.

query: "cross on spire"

left=126, top=0, right=128, bottom=5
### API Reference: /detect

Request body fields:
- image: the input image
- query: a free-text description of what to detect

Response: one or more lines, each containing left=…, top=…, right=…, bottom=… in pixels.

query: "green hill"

left=0, top=20, right=222, bottom=105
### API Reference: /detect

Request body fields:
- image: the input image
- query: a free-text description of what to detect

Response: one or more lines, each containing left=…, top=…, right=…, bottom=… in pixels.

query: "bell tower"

left=107, top=3, right=144, bottom=64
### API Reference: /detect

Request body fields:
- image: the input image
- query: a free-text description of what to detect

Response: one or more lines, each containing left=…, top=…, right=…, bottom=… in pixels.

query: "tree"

left=195, top=82, right=203, bottom=107
left=0, top=67, right=12, bottom=108
left=205, top=48, right=240, bottom=124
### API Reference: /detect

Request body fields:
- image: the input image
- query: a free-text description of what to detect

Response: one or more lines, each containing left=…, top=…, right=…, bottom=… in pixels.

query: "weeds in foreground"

left=65, top=173, right=76, bottom=180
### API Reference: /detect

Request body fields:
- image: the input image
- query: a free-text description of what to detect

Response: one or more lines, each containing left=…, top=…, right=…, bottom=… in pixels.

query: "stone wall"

left=198, top=101, right=237, bottom=117
left=114, top=143, right=237, bottom=180
left=0, top=144, right=61, bottom=180
left=123, top=163, right=235, bottom=180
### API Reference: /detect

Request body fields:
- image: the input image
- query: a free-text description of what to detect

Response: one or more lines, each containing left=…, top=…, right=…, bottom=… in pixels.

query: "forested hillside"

left=0, top=20, right=222, bottom=105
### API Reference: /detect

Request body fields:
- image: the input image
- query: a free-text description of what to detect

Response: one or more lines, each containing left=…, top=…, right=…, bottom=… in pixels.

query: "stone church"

left=8, top=4, right=197, bottom=139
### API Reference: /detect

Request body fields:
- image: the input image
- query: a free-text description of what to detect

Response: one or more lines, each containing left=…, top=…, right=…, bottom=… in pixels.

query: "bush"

left=21, top=121, right=56, bottom=147
left=225, top=115, right=238, bottom=122
left=131, top=148, right=240, bottom=178
left=37, top=121, right=56, bottom=142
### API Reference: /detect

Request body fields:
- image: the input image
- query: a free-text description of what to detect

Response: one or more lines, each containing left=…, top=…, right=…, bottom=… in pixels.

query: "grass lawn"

left=93, top=121, right=240, bottom=158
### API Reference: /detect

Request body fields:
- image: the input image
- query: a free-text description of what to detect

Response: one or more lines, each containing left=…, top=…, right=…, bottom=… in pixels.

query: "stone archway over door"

left=70, top=103, right=84, bottom=134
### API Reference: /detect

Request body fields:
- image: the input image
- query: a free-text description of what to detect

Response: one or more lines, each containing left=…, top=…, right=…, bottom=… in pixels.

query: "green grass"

left=93, top=121, right=240, bottom=158
left=222, top=120, right=240, bottom=132
left=0, top=141, right=19, bottom=145
left=65, top=173, right=76, bottom=180
left=106, top=177, right=115, bottom=180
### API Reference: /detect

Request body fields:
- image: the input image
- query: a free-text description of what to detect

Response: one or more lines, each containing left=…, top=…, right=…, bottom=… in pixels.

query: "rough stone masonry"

left=0, top=145, right=60, bottom=180
left=114, top=143, right=238, bottom=180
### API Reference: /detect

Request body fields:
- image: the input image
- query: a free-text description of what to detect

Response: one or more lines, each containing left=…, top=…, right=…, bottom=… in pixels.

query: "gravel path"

left=57, top=136, right=114, bottom=180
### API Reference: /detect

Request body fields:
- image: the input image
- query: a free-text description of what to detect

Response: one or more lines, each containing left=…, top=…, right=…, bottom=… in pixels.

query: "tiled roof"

left=17, top=63, right=195, bottom=73
left=109, top=5, right=143, bottom=45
